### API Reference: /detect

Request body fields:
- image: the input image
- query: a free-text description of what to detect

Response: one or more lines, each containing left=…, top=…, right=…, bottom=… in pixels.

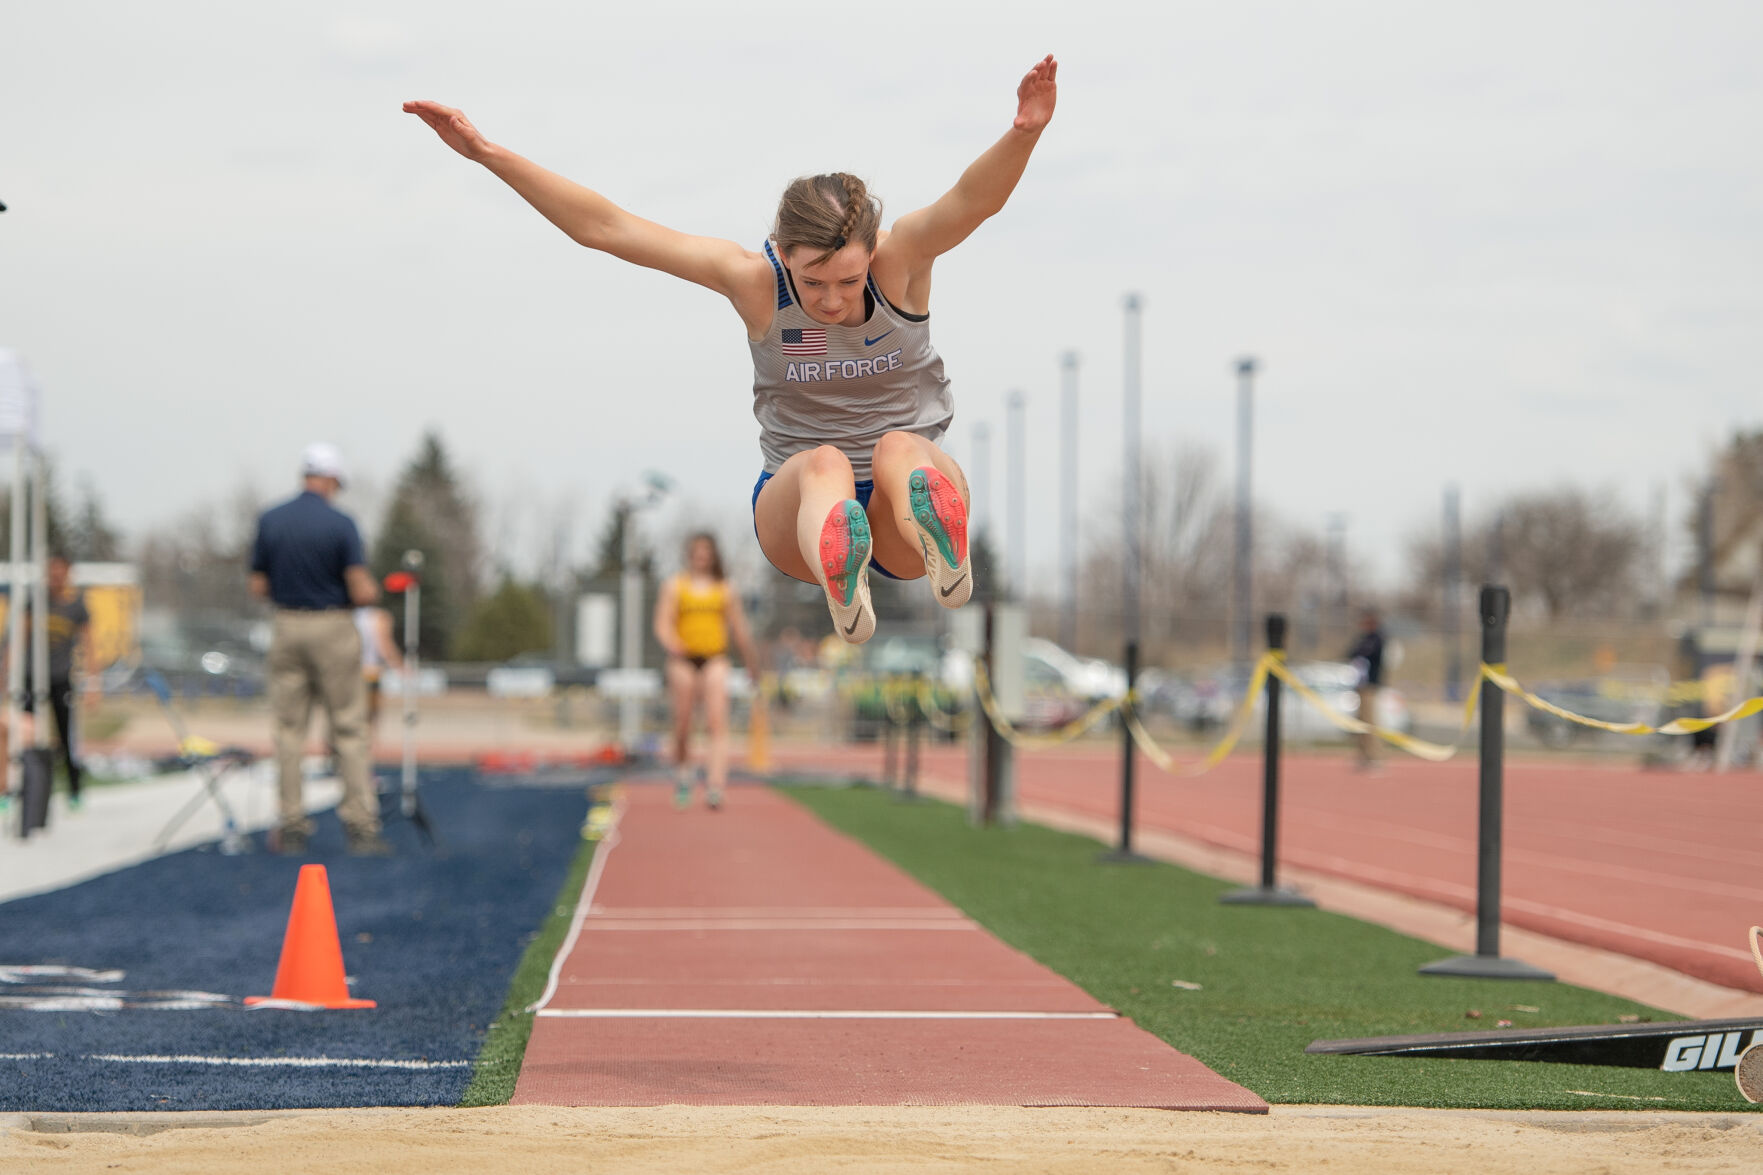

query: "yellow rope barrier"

left=970, top=658, right=1123, bottom=750
left=1480, top=663, right=1763, bottom=736
left=1263, top=658, right=1471, bottom=763
left=916, top=675, right=971, bottom=733
left=1120, top=653, right=1271, bottom=775
left=962, top=644, right=1756, bottom=777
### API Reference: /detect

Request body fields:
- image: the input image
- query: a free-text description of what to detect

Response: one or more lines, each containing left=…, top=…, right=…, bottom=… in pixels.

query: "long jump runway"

left=513, top=783, right=1266, bottom=1112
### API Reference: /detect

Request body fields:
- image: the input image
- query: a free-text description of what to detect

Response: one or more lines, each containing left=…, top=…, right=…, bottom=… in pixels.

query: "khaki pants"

left=1356, top=684, right=1379, bottom=764
left=268, top=610, right=378, bottom=838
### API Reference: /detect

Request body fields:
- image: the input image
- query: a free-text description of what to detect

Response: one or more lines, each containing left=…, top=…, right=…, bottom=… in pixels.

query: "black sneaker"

left=269, top=826, right=310, bottom=855
left=346, top=830, right=394, bottom=858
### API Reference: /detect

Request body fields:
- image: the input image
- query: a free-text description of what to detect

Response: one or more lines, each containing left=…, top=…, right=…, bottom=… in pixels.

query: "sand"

left=5, top=1104, right=1761, bottom=1174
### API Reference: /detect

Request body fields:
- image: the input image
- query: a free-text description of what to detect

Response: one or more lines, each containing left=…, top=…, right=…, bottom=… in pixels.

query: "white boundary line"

left=86, top=1054, right=471, bottom=1070
left=526, top=793, right=625, bottom=1014
left=590, top=908, right=968, bottom=919
left=581, top=920, right=977, bottom=932
left=12, top=1054, right=471, bottom=1069
left=534, top=1009, right=1119, bottom=1020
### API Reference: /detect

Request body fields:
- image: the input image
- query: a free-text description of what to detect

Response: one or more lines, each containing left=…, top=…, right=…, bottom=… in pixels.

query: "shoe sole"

left=820, top=500, right=875, bottom=644
left=908, top=467, right=971, bottom=608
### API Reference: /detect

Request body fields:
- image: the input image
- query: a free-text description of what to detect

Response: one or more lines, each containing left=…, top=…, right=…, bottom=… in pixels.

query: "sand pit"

left=4, top=1104, right=1761, bottom=1174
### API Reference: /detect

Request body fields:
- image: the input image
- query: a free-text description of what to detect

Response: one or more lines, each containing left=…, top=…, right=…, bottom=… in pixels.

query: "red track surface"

left=512, top=784, right=1266, bottom=1112
left=782, top=744, right=1763, bottom=995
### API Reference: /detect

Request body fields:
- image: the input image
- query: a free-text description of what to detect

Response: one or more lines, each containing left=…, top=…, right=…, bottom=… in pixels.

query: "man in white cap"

left=248, top=443, right=390, bottom=856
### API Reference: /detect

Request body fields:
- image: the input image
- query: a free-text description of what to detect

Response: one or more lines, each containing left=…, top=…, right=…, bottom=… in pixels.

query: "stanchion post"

left=904, top=669, right=923, bottom=800
left=1420, top=585, right=1553, bottom=980
left=1098, top=639, right=1150, bottom=863
left=981, top=604, right=1003, bottom=824
left=881, top=679, right=899, bottom=791
left=1221, top=615, right=1314, bottom=906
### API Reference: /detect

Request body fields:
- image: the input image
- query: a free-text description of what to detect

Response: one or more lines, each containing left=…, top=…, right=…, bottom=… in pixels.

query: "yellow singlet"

left=674, top=575, right=729, bottom=660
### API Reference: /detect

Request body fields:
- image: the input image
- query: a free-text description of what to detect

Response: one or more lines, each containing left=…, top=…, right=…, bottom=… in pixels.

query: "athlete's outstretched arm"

left=403, top=101, right=769, bottom=314
left=882, top=55, right=1057, bottom=272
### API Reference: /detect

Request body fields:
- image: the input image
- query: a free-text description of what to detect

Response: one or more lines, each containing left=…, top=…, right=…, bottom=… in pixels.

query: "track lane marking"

left=534, top=1009, right=1120, bottom=1020
left=581, top=920, right=978, bottom=931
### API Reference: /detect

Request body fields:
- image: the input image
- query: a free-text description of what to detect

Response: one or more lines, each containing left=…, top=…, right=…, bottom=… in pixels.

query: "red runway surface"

left=785, top=744, right=1763, bottom=995
left=512, top=784, right=1266, bottom=1112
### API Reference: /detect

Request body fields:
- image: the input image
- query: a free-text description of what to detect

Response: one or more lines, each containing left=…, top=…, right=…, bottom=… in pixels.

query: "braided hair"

left=773, top=172, right=881, bottom=268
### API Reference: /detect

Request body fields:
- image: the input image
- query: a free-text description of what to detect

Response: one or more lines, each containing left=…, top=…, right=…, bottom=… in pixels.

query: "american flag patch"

left=781, top=327, right=827, bottom=356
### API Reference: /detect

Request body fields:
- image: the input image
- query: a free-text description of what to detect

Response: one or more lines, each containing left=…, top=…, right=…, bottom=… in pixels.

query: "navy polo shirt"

left=251, top=491, right=367, bottom=609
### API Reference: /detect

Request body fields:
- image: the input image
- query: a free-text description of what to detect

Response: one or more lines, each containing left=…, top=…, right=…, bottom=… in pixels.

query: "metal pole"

left=400, top=550, right=423, bottom=819
left=6, top=442, right=25, bottom=810
left=1059, top=352, right=1079, bottom=651
left=1486, top=511, right=1504, bottom=593
left=1233, top=358, right=1256, bottom=672
left=1222, top=615, right=1313, bottom=906
left=1098, top=639, right=1149, bottom=863
left=1443, top=484, right=1462, bottom=703
left=1122, top=295, right=1143, bottom=648
left=971, top=422, right=991, bottom=564
left=1100, top=296, right=1149, bottom=865
left=982, top=603, right=1002, bottom=823
left=618, top=500, right=642, bottom=749
left=1006, top=390, right=1026, bottom=601
left=904, top=669, right=923, bottom=799
left=881, top=680, right=899, bottom=790
left=1698, top=480, right=1716, bottom=627
left=1419, top=585, right=1553, bottom=980
left=29, top=449, right=48, bottom=750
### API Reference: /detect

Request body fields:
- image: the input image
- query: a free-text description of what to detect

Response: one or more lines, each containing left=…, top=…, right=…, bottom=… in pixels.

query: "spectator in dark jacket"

left=1347, top=609, right=1385, bottom=769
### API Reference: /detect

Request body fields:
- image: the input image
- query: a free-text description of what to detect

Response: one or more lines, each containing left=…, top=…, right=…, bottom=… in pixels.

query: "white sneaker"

left=819, top=499, right=875, bottom=644
left=907, top=466, right=971, bottom=608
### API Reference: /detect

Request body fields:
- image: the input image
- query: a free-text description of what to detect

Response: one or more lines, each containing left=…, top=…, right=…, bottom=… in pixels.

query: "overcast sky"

left=3, top=0, right=1759, bottom=595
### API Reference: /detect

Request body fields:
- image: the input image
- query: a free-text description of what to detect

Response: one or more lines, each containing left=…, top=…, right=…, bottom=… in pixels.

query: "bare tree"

left=1404, top=485, right=1645, bottom=621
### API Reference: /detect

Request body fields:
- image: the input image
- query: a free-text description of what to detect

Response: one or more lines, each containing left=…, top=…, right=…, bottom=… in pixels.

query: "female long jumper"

left=405, top=55, right=1058, bottom=643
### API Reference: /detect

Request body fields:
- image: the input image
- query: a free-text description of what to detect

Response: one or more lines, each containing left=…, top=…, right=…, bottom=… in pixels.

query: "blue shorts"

left=752, top=470, right=905, bottom=580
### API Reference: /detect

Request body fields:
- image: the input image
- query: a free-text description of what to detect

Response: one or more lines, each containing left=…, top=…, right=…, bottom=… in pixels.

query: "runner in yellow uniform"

left=653, top=534, right=760, bottom=810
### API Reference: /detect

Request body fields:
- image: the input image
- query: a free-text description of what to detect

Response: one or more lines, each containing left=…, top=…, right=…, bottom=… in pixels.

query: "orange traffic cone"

left=245, top=864, right=376, bottom=1009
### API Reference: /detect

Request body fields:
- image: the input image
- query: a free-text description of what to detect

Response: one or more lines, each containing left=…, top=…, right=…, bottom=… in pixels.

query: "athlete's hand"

left=1013, top=55, right=1058, bottom=134
left=403, top=100, right=493, bottom=162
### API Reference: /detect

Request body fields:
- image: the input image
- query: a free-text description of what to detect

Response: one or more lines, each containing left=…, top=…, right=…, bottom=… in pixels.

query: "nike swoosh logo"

left=939, top=575, right=968, bottom=599
left=864, top=330, right=894, bottom=347
left=843, top=617, right=861, bottom=636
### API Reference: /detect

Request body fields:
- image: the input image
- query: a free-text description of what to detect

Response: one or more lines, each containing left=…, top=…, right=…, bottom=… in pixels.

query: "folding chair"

left=142, top=670, right=256, bottom=855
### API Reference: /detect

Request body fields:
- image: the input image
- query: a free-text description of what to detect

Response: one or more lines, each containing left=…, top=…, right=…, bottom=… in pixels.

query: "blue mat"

left=0, top=767, right=588, bottom=1111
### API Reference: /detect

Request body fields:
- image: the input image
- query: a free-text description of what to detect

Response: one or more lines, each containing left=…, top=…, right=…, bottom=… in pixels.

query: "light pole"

left=1122, top=296, right=1143, bottom=649
left=1006, top=390, right=1026, bottom=601
left=1443, top=484, right=1462, bottom=702
left=1060, top=352, right=1079, bottom=651
left=617, top=472, right=670, bottom=749
left=1233, top=357, right=1257, bottom=672
left=1101, top=293, right=1148, bottom=864
left=971, top=421, right=991, bottom=597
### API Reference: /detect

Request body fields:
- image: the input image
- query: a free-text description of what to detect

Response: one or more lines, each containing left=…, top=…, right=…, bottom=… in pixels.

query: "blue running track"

left=0, top=767, right=587, bottom=1111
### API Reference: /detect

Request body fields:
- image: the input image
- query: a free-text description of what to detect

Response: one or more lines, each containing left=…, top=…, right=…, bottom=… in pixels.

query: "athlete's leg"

left=755, top=446, right=876, bottom=643
left=868, top=431, right=972, bottom=606
left=702, top=656, right=731, bottom=807
left=665, top=657, right=696, bottom=766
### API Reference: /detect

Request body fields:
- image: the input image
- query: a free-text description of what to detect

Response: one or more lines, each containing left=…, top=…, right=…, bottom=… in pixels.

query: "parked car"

left=1523, top=666, right=1670, bottom=748
left=1277, top=661, right=1412, bottom=741
left=130, top=632, right=266, bottom=698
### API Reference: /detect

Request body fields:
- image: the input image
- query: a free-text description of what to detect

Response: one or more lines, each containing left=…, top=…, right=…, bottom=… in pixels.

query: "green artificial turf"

left=784, top=783, right=1754, bottom=1112
left=458, top=831, right=597, bottom=1107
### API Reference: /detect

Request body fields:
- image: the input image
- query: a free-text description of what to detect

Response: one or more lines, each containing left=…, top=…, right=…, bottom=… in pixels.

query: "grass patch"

left=785, top=784, right=1752, bottom=1111
left=457, top=832, right=596, bottom=1107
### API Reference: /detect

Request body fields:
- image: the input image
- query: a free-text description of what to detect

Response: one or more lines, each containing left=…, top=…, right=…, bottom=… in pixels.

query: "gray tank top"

left=748, top=241, right=953, bottom=482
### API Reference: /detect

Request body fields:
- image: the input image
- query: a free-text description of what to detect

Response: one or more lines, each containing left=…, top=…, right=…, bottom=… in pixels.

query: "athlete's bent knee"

left=872, top=430, right=925, bottom=469
left=802, top=444, right=853, bottom=482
